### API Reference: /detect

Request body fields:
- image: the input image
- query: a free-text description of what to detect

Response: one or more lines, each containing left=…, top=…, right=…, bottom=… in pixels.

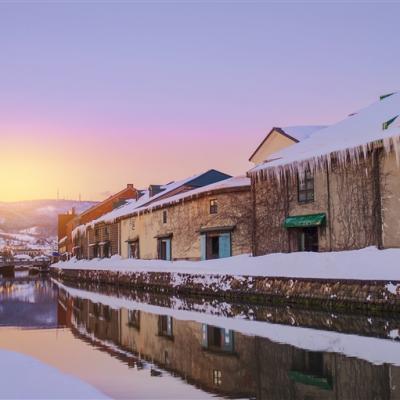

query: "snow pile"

left=52, top=246, right=400, bottom=281
left=250, top=92, right=400, bottom=180
left=0, top=350, right=109, bottom=399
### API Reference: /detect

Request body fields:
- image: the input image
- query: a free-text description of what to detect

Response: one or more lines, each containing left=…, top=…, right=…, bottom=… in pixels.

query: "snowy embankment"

left=55, top=280, right=400, bottom=367
left=0, top=350, right=109, bottom=399
left=52, top=246, right=400, bottom=282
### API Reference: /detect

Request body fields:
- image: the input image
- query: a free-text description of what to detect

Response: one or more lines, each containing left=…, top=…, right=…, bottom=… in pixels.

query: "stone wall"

left=120, top=188, right=252, bottom=260
left=52, top=267, right=400, bottom=312
left=253, top=150, right=400, bottom=255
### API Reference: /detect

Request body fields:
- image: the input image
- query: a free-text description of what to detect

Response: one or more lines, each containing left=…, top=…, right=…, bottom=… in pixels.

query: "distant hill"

left=0, top=200, right=97, bottom=238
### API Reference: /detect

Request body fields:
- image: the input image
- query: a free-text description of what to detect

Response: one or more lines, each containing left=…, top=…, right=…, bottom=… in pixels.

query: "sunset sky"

left=0, top=1, right=399, bottom=201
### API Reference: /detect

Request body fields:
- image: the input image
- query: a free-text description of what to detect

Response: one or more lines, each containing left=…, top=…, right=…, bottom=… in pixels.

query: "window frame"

left=297, top=170, right=315, bottom=204
left=162, top=210, right=168, bottom=224
left=209, top=199, right=218, bottom=214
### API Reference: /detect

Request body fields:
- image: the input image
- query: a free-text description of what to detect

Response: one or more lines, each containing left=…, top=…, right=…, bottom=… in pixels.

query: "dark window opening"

left=103, top=243, right=110, bottom=258
left=128, top=309, right=140, bottom=329
left=210, top=199, right=218, bottom=214
left=158, top=315, right=173, bottom=337
left=162, top=210, right=167, bottom=224
left=297, top=227, right=319, bottom=252
left=158, top=238, right=171, bottom=261
left=208, top=326, right=222, bottom=349
left=298, top=170, right=314, bottom=203
left=129, top=241, right=139, bottom=259
left=93, top=245, right=99, bottom=258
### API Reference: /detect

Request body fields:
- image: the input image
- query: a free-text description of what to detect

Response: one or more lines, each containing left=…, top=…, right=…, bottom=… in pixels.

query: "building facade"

left=119, top=177, right=251, bottom=261
left=250, top=93, right=400, bottom=255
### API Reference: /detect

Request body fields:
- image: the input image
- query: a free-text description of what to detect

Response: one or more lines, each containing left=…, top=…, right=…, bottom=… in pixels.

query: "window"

left=127, top=309, right=140, bottom=329
left=95, top=228, right=99, bottom=239
left=104, top=226, right=109, bottom=236
left=210, top=199, right=218, bottom=214
left=158, top=315, right=173, bottom=337
left=213, top=370, right=222, bottom=386
left=298, top=170, right=314, bottom=203
left=128, top=240, right=139, bottom=259
left=162, top=210, right=167, bottom=224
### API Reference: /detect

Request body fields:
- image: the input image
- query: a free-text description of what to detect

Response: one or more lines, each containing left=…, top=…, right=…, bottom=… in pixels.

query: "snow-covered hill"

left=0, top=200, right=97, bottom=247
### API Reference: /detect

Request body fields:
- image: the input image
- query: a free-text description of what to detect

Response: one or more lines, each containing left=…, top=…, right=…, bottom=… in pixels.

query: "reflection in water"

left=1, top=277, right=400, bottom=399
left=0, top=278, right=58, bottom=328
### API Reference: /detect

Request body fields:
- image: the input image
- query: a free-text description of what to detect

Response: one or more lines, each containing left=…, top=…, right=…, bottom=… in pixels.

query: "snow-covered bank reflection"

left=55, top=279, right=400, bottom=399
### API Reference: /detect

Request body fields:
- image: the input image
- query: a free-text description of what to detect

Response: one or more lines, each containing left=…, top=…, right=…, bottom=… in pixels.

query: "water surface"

left=1, top=275, right=400, bottom=399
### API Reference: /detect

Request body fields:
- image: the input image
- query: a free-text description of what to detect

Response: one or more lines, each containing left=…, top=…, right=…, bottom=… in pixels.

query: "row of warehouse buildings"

left=58, top=93, right=400, bottom=261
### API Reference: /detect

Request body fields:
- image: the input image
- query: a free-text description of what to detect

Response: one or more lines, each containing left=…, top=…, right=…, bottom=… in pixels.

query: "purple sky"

left=0, top=1, right=399, bottom=201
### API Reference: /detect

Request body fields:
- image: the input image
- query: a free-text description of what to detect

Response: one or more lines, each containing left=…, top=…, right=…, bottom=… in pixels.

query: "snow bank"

left=0, top=350, right=109, bottom=399
left=54, top=280, right=400, bottom=367
left=52, top=246, right=400, bottom=282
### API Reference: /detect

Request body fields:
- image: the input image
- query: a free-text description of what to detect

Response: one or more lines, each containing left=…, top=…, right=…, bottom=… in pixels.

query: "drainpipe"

left=373, top=148, right=383, bottom=249
left=250, top=175, right=257, bottom=256
left=285, top=172, right=291, bottom=253
left=326, top=161, right=332, bottom=251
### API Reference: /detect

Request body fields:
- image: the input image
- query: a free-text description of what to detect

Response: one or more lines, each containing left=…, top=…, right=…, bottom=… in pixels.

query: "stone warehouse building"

left=58, top=184, right=140, bottom=258
left=249, top=93, right=400, bottom=255
left=72, top=170, right=239, bottom=260
left=120, top=176, right=251, bottom=261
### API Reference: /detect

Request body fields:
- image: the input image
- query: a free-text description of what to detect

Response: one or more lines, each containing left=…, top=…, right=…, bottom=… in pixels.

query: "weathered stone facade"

left=120, top=186, right=252, bottom=261
left=252, top=150, right=400, bottom=255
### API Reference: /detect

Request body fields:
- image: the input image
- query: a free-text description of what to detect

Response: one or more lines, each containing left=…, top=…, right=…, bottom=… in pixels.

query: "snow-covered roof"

left=130, top=176, right=250, bottom=215
left=281, top=125, right=327, bottom=142
left=72, top=170, right=234, bottom=239
left=71, top=176, right=249, bottom=236
left=250, top=92, right=400, bottom=179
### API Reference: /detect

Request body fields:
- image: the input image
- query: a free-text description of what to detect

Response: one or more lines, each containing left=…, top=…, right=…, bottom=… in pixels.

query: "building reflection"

left=58, top=289, right=400, bottom=400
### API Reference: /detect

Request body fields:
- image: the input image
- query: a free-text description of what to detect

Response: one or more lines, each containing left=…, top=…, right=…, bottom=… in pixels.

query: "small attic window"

left=383, top=115, right=398, bottom=130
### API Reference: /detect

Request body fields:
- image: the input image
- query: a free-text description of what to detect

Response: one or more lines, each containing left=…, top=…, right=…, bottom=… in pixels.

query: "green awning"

left=284, top=213, right=326, bottom=229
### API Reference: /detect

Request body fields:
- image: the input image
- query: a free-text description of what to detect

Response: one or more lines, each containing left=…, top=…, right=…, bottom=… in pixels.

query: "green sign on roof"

left=284, top=213, right=326, bottom=229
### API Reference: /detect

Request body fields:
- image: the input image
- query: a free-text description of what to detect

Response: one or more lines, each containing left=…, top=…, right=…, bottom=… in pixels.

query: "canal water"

left=1, top=275, right=400, bottom=399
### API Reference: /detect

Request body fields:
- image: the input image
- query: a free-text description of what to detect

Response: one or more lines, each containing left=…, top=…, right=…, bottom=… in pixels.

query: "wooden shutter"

left=218, top=233, right=231, bottom=258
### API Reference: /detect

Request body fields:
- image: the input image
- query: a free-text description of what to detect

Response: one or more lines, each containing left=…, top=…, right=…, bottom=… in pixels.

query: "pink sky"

left=0, top=2, right=398, bottom=201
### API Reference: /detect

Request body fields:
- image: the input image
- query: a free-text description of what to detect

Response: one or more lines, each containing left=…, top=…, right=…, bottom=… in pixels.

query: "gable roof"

left=249, top=125, right=326, bottom=162
left=78, top=185, right=137, bottom=219
left=249, top=92, right=400, bottom=179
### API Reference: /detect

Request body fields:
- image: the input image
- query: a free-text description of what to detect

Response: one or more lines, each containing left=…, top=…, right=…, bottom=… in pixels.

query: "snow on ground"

left=54, top=280, right=400, bottom=367
left=0, top=349, right=109, bottom=399
left=52, top=246, right=400, bottom=282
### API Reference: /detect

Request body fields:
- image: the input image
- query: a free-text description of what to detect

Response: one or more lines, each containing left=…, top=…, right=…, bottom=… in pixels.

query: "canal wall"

left=50, top=266, right=400, bottom=312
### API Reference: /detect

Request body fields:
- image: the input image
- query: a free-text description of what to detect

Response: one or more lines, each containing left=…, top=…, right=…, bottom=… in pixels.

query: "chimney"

left=127, top=184, right=134, bottom=189
left=148, top=185, right=163, bottom=198
left=71, top=207, right=76, bottom=215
